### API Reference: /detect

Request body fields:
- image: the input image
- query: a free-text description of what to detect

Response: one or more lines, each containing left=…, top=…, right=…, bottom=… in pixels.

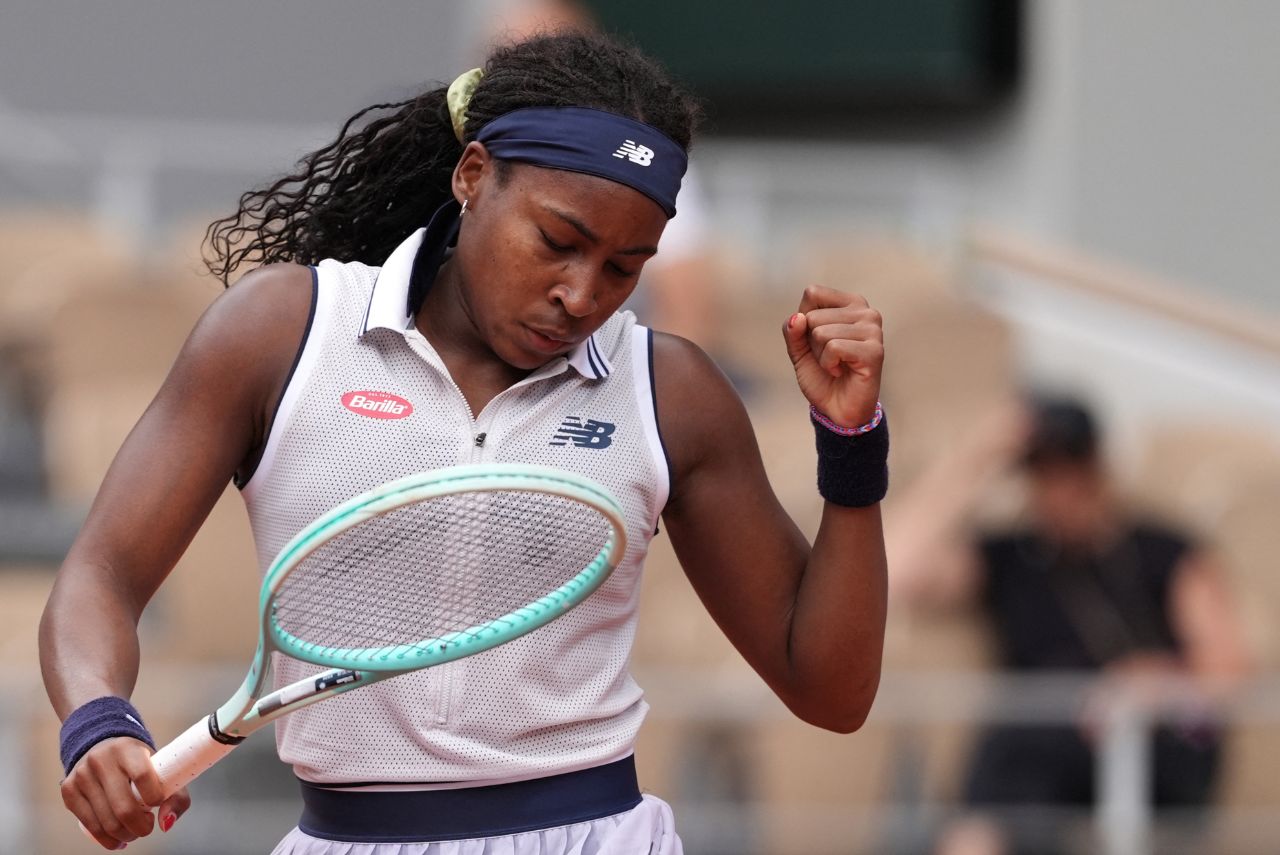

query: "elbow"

left=811, top=706, right=872, bottom=735
left=787, top=671, right=882, bottom=734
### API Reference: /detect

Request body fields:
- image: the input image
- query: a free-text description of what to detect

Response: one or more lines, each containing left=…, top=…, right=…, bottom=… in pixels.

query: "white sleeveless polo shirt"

left=240, top=228, right=671, bottom=786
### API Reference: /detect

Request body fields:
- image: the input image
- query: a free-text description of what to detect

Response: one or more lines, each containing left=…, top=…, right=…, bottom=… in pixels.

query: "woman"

left=888, top=396, right=1250, bottom=855
left=42, top=31, right=889, bottom=854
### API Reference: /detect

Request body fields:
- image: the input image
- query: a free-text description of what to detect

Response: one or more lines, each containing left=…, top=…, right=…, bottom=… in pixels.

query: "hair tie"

left=447, top=68, right=484, bottom=143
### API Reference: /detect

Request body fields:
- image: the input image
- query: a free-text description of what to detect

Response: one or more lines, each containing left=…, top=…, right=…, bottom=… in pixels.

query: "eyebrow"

left=543, top=205, right=659, bottom=257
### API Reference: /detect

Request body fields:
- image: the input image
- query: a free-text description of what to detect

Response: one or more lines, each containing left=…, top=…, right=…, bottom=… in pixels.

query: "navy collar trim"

left=358, top=201, right=611, bottom=380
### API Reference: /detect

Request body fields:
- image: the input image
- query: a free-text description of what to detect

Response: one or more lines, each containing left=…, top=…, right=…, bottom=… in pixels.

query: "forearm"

left=887, top=450, right=986, bottom=553
left=1172, top=553, right=1254, bottom=686
left=654, top=321, right=889, bottom=733
left=885, top=443, right=1001, bottom=597
left=885, top=400, right=1029, bottom=602
left=40, top=562, right=146, bottom=720
left=42, top=560, right=189, bottom=850
left=782, top=502, right=887, bottom=731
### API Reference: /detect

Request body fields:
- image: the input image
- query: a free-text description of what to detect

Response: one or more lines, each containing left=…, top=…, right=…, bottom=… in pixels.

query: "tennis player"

left=41, top=31, right=889, bottom=853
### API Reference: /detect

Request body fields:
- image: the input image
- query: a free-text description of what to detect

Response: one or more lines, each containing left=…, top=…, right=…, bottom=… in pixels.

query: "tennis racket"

left=144, top=462, right=627, bottom=799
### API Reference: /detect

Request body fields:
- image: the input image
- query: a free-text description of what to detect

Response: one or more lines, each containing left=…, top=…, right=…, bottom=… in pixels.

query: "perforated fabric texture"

left=271, top=488, right=613, bottom=654
left=242, top=244, right=668, bottom=786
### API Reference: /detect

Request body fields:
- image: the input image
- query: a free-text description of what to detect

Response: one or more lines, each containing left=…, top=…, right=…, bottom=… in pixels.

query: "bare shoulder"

left=183, top=263, right=314, bottom=372
left=650, top=331, right=724, bottom=396
left=650, top=331, right=758, bottom=491
left=205, top=262, right=315, bottom=333
left=161, top=263, right=316, bottom=449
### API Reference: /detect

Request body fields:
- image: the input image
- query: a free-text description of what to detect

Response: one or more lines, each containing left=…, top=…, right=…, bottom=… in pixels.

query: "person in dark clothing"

left=887, top=395, right=1251, bottom=855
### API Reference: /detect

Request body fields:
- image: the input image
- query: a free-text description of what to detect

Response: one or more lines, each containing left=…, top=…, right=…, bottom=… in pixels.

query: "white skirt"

left=270, top=794, right=682, bottom=855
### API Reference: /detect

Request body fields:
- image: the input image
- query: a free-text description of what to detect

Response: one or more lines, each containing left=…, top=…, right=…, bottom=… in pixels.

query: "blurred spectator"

left=887, top=394, right=1252, bottom=855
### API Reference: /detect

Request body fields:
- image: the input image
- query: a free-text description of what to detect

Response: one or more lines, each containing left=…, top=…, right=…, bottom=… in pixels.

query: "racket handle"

left=74, top=718, right=238, bottom=844
left=151, top=715, right=242, bottom=799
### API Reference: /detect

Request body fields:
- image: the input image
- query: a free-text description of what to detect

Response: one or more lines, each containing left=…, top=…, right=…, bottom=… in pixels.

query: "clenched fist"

left=782, top=285, right=884, bottom=428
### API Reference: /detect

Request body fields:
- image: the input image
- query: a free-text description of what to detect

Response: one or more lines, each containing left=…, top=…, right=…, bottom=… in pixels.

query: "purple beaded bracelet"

left=810, top=401, right=884, bottom=436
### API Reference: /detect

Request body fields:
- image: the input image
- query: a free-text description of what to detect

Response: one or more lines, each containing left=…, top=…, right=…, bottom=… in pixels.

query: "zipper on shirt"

left=468, top=399, right=504, bottom=463
left=464, top=364, right=567, bottom=460
left=403, top=326, right=568, bottom=463
left=400, top=328, right=574, bottom=726
left=435, top=660, right=454, bottom=726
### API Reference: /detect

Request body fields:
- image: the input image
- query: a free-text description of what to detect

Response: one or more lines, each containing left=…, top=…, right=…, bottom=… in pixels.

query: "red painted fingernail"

left=161, top=813, right=176, bottom=832
left=789, top=313, right=801, bottom=329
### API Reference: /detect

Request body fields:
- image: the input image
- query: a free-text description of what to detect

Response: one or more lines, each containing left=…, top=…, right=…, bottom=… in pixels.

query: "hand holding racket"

left=77, top=463, right=627, bottom=846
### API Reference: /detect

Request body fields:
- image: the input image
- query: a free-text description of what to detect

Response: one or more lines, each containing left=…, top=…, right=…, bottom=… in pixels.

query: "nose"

left=549, top=269, right=599, bottom=318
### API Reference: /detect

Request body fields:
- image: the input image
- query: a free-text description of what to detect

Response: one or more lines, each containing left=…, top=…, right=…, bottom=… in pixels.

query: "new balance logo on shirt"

left=612, top=140, right=654, bottom=166
left=550, top=417, right=616, bottom=449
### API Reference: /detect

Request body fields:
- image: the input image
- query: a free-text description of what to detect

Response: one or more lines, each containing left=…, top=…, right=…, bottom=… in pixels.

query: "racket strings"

left=270, top=490, right=612, bottom=656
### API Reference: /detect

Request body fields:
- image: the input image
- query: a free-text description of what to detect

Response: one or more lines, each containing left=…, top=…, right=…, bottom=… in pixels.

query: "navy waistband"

left=298, top=756, right=642, bottom=843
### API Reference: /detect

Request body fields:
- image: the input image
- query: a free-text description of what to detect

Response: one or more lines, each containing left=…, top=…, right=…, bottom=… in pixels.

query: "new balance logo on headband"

left=550, top=417, right=616, bottom=449
left=477, top=107, right=684, bottom=215
left=612, top=140, right=654, bottom=166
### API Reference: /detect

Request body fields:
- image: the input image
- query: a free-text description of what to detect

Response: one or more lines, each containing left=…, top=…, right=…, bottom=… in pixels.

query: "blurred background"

left=3, top=1, right=1279, bottom=853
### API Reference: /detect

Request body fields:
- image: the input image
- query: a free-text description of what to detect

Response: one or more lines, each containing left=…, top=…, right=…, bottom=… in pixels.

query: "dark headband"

left=475, top=106, right=687, bottom=217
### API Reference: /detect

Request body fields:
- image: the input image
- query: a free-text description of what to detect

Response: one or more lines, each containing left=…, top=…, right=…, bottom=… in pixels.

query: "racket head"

left=258, top=464, right=628, bottom=673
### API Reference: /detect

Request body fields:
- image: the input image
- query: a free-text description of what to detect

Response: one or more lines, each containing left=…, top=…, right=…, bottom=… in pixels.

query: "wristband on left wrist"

left=811, top=403, right=889, bottom=507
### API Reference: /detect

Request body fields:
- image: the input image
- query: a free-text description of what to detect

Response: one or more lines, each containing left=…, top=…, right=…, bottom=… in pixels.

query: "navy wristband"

left=813, top=409, right=889, bottom=507
left=59, top=696, right=156, bottom=776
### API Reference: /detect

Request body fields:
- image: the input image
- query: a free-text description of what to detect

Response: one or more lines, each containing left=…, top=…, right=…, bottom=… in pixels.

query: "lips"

left=524, top=325, right=577, bottom=353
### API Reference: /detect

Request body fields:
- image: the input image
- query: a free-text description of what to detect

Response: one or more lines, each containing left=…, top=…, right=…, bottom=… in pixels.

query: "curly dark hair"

left=204, top=30, right=700, bottom=286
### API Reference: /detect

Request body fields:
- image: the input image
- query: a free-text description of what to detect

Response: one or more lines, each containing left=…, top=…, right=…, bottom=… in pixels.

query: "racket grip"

left=151, top=715, right=242, bottom=799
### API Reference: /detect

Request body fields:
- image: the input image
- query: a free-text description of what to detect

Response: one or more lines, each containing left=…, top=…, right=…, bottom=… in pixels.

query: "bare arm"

left=884, top=400, right=1032, bottom=611
left=1169, top=549, right=1253, bottom=686
left=656, top=286, right=887, bottom=733
left=39, top=263, right=313, bottom=848
left=1079, top=546, right=1254, bottom=739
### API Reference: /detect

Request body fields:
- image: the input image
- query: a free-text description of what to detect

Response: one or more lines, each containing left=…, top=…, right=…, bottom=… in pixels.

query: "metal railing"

left=966, top=226, right=1280, bottom=360
left=639, top=668, right=1280, bottom=855
left=9, top=666, right=1280, bottom=854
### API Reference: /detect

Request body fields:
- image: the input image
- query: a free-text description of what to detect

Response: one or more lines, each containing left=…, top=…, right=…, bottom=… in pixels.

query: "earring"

left=460, top=199, right=469, bottom=216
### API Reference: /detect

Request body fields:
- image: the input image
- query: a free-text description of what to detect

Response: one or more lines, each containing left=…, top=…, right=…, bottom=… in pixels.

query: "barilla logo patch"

left=341, top=390, right=414, bottom=420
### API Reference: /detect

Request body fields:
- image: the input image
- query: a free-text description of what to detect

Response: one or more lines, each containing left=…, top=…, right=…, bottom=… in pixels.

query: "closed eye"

left=539, top=230, right=572, bottom=253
